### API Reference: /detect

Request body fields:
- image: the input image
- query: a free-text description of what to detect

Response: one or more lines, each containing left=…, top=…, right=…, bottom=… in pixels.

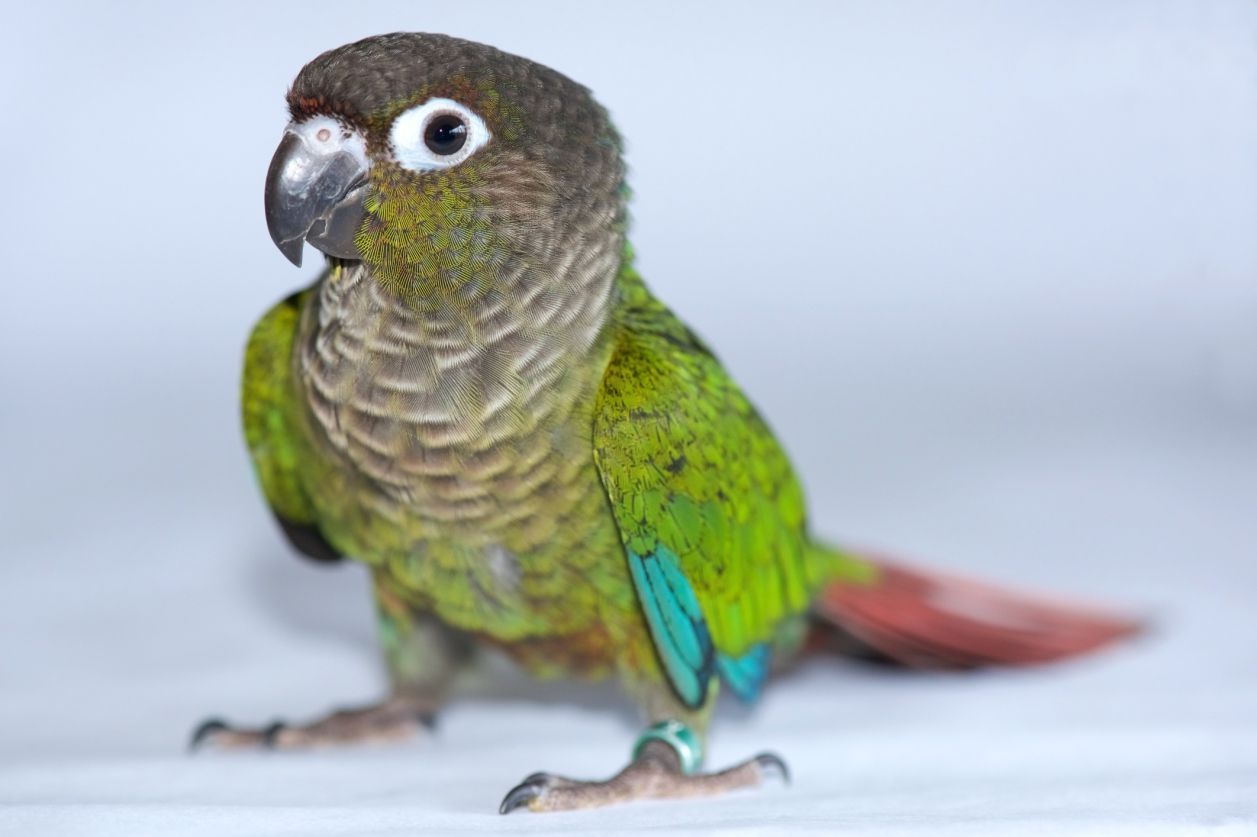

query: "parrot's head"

left=265, top=33, right=626, bottom=300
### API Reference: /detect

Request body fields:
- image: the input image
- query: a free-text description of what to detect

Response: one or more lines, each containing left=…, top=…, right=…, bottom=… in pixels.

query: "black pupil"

left=425, top=115, right=467, bottom=155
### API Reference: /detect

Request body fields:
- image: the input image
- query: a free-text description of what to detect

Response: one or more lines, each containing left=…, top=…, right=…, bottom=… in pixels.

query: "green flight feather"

left=593, top=263, right=856, bottom=706
left=716, top=644, right=772, bottom=703
left=241, top=286, right=318, bottom=526
left=626, top=546, right=716, bottom=707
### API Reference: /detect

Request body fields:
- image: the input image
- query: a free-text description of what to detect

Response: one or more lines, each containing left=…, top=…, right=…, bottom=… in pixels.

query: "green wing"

left=242, top=285, right=340, bottom=562
left=592, top=269, right=823, bottom=708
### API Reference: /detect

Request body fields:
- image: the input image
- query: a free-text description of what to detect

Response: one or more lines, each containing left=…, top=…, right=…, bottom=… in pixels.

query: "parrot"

left=193, top=32, right=1140, bottom=813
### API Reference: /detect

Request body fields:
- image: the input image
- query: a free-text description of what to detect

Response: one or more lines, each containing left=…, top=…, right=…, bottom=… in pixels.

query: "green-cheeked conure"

left=194, top=33, right=1140, bottom=813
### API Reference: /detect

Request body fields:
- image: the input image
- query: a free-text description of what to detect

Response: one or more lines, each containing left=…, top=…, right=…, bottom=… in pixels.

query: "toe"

left=752, top=752, right=790, bottom=785
left=262, top=721, right=288, bottom=748
left=188, top=718, right=229, bottom=752
left=499, top=773, right=559, bottom=814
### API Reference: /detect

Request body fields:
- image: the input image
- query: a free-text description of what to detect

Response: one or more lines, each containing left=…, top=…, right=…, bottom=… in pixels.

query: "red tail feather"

left=812, top=555, right=1142, bottom=669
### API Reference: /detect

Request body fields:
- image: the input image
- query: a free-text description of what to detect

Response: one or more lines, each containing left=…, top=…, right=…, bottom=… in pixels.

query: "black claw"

left=189, top=718, right=228, bottom=753
left=262, top=721, right=287, bottom=749
left=754, top=752, right=791, bottom=786
left=499, top=775, right=550, bottom=814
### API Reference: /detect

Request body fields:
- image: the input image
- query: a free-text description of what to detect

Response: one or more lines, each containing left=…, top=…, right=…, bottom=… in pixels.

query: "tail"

left=810, top=552, right=1142, bottom=669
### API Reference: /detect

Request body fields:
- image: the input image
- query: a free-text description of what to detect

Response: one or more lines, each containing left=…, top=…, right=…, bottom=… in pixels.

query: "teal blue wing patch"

left=628, top=546, right=773, bottom=707
left=716, top=644, right=772, bottom=703
left=626, top=546, right=715, bottom=708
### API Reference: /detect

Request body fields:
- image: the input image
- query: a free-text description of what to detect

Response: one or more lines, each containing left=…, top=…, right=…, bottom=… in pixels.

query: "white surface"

left=2, top=1, right=1255, bottom=834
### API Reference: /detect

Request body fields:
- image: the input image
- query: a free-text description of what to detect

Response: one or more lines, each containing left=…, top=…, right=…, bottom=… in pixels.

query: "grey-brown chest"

left=295, top=265, right=611, bottom=545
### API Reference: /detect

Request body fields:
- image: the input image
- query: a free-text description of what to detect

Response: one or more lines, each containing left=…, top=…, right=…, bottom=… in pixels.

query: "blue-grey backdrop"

left=2, top=2, right=1254, bottom=833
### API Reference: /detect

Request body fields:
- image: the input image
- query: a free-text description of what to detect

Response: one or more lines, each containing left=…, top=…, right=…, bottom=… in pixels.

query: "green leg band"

left=632, top=720, right=704, bottom=775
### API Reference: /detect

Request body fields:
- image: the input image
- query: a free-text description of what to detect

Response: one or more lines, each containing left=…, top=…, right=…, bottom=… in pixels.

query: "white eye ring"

left=389, top=97, right=491, bottom=172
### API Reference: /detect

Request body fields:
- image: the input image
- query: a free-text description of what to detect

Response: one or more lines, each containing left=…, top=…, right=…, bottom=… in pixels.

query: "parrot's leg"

left=499, top=725, right=787, bottom=813
left=499, top=688, right=788, bottom=813
left=190, top=692, right=439, bottom=749
left=192, top=585, right=473, bottom=750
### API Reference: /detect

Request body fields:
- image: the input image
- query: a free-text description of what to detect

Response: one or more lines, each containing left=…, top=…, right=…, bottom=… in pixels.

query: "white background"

left=2, top=1, right=1255, bottom=834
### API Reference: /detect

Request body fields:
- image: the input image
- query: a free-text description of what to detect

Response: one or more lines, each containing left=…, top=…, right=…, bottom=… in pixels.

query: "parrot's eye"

left=424, top=114, right=467, bottom=155
left=390, top=98, right=490, bottom=172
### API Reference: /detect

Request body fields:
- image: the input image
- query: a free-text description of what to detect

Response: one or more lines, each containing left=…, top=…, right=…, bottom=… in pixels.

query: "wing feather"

left=592, top=270, right=817, bottom=705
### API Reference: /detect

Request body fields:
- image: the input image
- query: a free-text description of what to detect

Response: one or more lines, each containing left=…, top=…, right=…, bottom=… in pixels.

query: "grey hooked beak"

left=264, top=120, right=369, bottom=267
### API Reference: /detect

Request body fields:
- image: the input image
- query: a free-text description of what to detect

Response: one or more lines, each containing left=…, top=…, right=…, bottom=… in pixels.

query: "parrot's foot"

left=499, top=723, right=788, bottom=814
left=190, top=694, right=436, bottom=751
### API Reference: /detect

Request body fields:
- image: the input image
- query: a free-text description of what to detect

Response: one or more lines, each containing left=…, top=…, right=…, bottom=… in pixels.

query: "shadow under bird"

left=193, top=32, right=1141, bottom=813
